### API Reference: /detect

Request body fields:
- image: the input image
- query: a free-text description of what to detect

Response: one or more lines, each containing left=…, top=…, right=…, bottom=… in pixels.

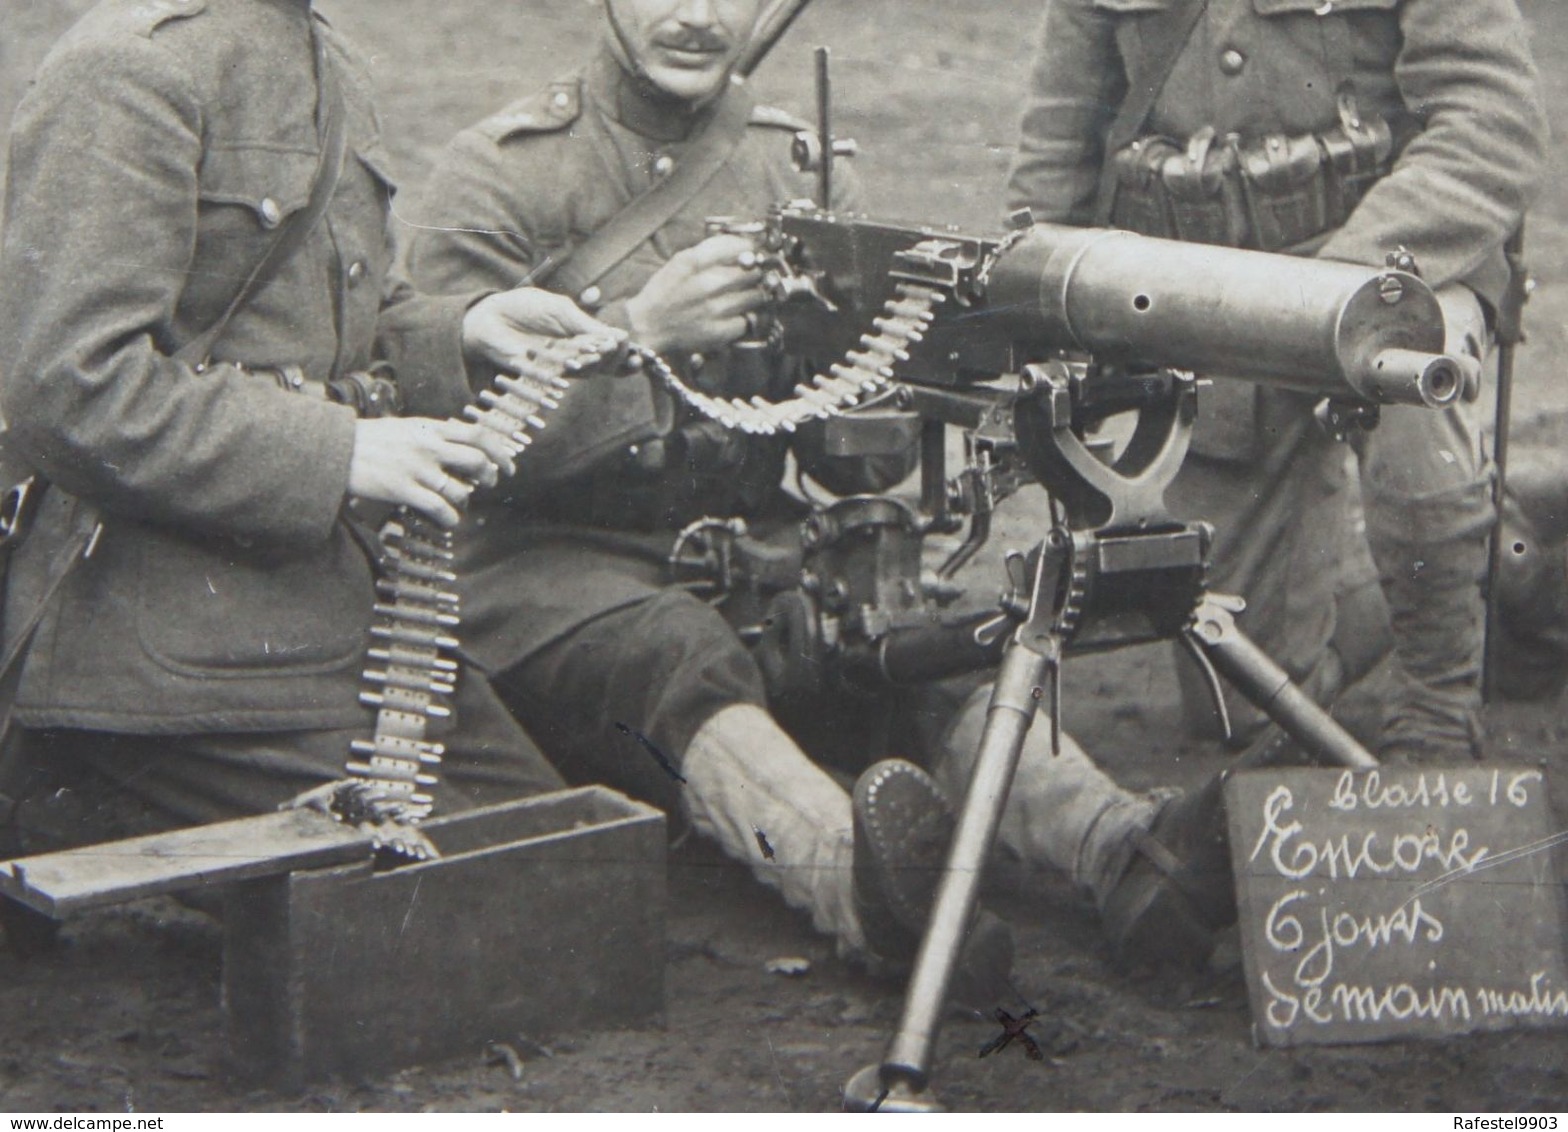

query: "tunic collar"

left=585, top=47, right=712, bottom=144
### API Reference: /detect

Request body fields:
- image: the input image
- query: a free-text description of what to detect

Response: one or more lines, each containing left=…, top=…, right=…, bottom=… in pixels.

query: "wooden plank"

left=1226, top=765, right=1568, bottom=1047
left=0, top=809, right=374, bottom=918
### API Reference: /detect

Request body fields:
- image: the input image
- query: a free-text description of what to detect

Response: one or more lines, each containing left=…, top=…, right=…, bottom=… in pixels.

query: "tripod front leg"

left=1185, top=595, right=1378, bottom=770
left=844, top=629, right=1056, bottom=1111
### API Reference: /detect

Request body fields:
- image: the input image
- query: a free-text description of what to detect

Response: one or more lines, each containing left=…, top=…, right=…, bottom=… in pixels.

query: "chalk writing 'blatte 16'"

left=1327, top=768, right=1544, bottom=812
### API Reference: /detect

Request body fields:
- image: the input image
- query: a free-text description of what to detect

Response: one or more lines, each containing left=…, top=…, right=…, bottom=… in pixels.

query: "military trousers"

left=488, top=577, right=1155, bottom=885
left=493, top=587, right=771, bottom=816
left=1, top=664, right=564, bottom=855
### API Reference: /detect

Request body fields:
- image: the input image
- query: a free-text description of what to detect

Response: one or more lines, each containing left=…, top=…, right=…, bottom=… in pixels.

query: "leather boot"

left=852, top=759, right=1015, bottom=1009
left=1097, top=775, right=1234, bottom=970
left=1372, top=514, right=1491, bottom=762
left=1098, top=721, right=1317, bottom=971
left=682, top=708, right=1013, bottom=999
left=936, top=686, right=1191, bottom=966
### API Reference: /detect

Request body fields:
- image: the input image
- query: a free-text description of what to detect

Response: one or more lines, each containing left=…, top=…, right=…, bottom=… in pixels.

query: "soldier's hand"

left=347, top=416, right=518, bottom=527
left=462, top=287, right=623, bottom=375
left=623, top=234, right=764, bottom=356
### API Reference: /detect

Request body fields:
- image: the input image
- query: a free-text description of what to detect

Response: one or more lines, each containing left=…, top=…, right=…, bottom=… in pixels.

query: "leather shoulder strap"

left=175, top=20, right=349, bottom=367
left=1091, top=0, right=1211, bottom=225
left=546, top=82, right=756, bottom=299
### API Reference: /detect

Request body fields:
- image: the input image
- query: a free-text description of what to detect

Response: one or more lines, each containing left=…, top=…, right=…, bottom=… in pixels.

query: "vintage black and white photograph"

left=0, top=0, right=1565, bottom=1114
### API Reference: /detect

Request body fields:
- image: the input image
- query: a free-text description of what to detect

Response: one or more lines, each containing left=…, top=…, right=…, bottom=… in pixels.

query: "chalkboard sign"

left=1225, top=766, right=1568, bottom=1047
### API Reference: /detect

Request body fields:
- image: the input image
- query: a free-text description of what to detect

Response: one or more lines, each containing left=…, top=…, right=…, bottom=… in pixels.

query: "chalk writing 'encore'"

left=1250, top=785, right=1490, bottom=880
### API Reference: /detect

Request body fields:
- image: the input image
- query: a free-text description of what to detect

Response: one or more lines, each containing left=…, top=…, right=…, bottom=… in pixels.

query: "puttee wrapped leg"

left=1357, top=285, right=1494, bottom=762
left=681, top=703, right=866, bottom=953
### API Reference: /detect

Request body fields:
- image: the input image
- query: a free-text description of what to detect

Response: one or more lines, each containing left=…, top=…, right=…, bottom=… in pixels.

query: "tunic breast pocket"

left=196, top=145, right=319, bottom=242
left=349, top=140, right=400, bottom=243
left=191, top=145, right=320, bottom=324
left=1250, top=0, right=1402, bottom=73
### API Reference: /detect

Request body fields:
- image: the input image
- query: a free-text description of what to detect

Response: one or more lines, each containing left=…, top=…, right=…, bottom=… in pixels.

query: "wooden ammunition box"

left=222, top=787, right=666, bottom=1090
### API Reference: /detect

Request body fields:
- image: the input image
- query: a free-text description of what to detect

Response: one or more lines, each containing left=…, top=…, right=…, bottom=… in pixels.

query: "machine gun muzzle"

left=985, top=224, right=1468, bottom=408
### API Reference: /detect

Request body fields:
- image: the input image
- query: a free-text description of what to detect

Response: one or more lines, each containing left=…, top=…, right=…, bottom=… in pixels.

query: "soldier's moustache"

left=653, top=29, right=731, bottom=54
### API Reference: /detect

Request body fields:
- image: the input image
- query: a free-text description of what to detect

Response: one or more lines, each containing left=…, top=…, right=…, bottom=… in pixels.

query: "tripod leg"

left=1094, top=597, right=1383, bottom=964
left=844, top=636, right=1053, bottom=1110
left=1187, top=596, right=1377, bottom=770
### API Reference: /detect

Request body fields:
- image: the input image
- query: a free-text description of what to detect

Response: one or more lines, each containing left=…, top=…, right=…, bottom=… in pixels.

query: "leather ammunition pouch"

left=1109, top=94, right=1392, bottom=255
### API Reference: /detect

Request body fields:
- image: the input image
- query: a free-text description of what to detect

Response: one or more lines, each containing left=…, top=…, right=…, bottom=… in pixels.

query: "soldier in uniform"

left=404, top=0, right=1013, bottom=973
left=1007, top=0, right=1546, bottom=761
left=0, top=0, right=617, bottom=882
left=987, top=0, right=1547, bottom=960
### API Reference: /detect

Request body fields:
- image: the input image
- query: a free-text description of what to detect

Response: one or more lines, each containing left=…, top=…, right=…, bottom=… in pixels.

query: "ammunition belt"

left=343, top=338, right=605, bottom=820
left=1110, top=99, right=1392, bottom=253
left=644, top=280, right=945, bottom=437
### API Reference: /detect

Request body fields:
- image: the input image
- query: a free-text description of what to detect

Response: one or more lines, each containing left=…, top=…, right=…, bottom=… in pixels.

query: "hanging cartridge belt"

left=344, top=336, right=620, bottom=823
left=339, top=297, right=916, bottom=827
left=1110, top=92, right=1393, bottom=253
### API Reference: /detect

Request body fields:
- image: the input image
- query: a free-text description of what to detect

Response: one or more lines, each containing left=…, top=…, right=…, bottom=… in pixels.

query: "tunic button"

left=653, top=154, right=675, bottom=178
left=347, top=259, right=367, bottom=285
left=579, top=285, right=603, bottom=308
left=259, top=197, right=283, bottom=228
left=552, top=91, right=571, bottom=110
left=1219, top=48, right=1246, bottom=76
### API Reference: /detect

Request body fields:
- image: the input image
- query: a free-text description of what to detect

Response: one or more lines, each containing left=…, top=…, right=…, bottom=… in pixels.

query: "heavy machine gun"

left=651, top=164, right=1471, bottom=1108
left=516, top=32, right=1473, bottom=1106
left=683, top=204, right=1466, bottom=707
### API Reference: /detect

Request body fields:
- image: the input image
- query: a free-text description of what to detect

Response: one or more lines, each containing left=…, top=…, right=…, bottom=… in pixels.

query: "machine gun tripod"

left=835, top=361, right=1381, bottom=1112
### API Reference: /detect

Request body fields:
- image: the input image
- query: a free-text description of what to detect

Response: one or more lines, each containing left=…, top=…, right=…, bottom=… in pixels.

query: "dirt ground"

left=2, top=0, right=1568, bottom=1113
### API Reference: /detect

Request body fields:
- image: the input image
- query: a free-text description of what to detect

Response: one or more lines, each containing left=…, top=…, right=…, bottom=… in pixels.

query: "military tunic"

left=0, top=0, right=561, bottom=824
left=405, top=51, right=916, bottom=794
left=1006, top=0, right=1547, bottom=752
left=408, top=50, right=912, bottom=677
left=1008, top=0, right=1546, bottom=304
